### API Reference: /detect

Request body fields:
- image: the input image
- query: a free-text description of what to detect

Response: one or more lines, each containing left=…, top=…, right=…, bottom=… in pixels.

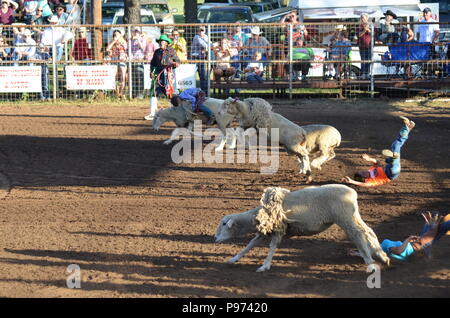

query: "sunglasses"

left=36, top=9, right=43, bottom=11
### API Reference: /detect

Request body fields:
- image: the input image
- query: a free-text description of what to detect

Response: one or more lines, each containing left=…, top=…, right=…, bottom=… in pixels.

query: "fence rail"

left=0, top=21, right=448, bottom=101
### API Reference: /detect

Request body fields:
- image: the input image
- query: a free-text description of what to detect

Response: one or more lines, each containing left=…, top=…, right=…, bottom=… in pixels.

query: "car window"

left=248, top=4, right=263, bottom=13
left=146, top=4, right=169, bottom=14
left=204, top=0, right=229, bottom=3
left=102, top=8, right=118, bottom=19
left=206, top=10, right=251, bottom=23
left=116, top=15, right=156, bottom=24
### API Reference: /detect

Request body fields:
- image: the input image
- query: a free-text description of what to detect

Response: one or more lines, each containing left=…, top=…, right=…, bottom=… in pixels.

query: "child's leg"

left=198, top=105, right=213, bottom=119
left=384, top=124, right=411, bottom=179
left=434, top=220, right=450, bottom=242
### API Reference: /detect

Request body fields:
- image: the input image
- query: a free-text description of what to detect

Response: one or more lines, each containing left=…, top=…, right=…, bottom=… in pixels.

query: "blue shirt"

left=179, top=87, right=201, bottom=111
left=381, top=239, right=415, bottom=261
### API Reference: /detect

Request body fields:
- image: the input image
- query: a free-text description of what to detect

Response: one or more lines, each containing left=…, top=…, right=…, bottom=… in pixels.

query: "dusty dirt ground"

left=0, top=98, right=449, bottom=298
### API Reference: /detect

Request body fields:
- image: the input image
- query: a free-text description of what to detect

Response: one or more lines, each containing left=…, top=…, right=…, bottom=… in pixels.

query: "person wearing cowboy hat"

left=245, top=26, right=272, bottom=60
left=378, top=10, right=399, bottom=44
left=71, top=26, right=92, bottom=61
left=150, top=34, right=180, bottom=96
left=40, top=14, right=73, bottom=61
left=13, top=28, right=36, bottom=63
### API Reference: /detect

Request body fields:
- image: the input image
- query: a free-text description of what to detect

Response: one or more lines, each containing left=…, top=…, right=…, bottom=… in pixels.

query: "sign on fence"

left=66, top=65, right=118, bottom=90
left=0, top=66, right=42, bottom=93
left=144, top=64, right=197, bottom=92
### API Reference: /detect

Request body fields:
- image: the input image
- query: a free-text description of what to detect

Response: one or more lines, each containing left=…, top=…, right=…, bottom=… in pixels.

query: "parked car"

left=254, top=6, right=297, bottom=23
left=199, top=0, right=281, bottom=11
left=108, top=9, right=161, bottom=42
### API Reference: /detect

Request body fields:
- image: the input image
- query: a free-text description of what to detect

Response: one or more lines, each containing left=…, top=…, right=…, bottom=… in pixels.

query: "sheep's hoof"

left=256, top=265, right=270, bottom=272
left=305, top=176, right=313, bottom=184
left=227, top=256, right=239, bottom=264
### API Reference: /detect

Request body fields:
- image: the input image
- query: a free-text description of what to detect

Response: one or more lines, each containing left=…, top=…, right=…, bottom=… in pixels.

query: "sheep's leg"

left=256, top=234, right=283, bottom=272
left=310, top=147, right=336, bottom=171
left=341, top=225, right=376, bottom=265
left=163, top=128, right=182, bottom=145
left=228, top=234, right=264, bottom=264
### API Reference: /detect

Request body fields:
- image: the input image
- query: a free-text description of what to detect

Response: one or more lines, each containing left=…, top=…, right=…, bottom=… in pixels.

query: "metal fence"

left=0, top=21, right=448, bottom=101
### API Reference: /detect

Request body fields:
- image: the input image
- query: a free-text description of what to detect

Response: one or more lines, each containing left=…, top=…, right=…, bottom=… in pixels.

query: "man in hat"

left=71, top=26, right=91, bottom=61
left=378, top=10, right=399, bottom=44
left=13, top=28, right=36, bottom=63
left=40, top=14, right=73, bottom=61
left=144, top=34, right=180, bottom=120
left=416, top=7, right=439, bottom=43
left=245, top=26, right=272, bottom=60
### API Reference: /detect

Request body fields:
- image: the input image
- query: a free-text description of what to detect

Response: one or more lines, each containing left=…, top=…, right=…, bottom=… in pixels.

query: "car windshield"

left=206, top=9, right=251, bottom=22
left=247, top=4, right=263, bottom=13
left=146, top=4, right=169, bottom=14
left=116, top=15, right=156, bottom=24
left=204, top=0, right=229, bottom=3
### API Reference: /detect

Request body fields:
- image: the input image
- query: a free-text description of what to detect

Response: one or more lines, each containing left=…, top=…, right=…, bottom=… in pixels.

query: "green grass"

left=170, top=0, right=186, bottom=23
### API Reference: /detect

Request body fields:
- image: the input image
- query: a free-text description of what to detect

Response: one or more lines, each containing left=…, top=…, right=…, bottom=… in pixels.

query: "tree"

left=184, top=0, right=198, bottom=23
left=124, top=0, right=141, bottom=24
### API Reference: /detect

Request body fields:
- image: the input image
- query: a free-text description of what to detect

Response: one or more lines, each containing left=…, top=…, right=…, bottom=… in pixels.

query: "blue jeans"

left=420, top=220, right=450, bottom=243
left=384, top=124, right=410, bottom=180
left=360, top=48, right=372, bottom=76
left=247, top=74, right=263, bottom=83
left=197, top=62, right=207, bottom=92
left=198, top=104, right=213, bottom=119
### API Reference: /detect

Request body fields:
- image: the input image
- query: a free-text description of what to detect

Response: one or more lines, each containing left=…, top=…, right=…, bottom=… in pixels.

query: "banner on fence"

left=144, top=64, right=197, bottom=92
left=0, top=66, right=42, bottom=93
left=66, top=65, right=118, bottom=90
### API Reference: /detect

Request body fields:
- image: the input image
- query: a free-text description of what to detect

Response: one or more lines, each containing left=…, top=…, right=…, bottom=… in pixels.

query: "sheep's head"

left=215, top=210, right=258, bottom=242
left=152, top=111, right=162, bottom=131
left=215, top=215, right=236, bottom=243
left=218, top=97, right=244, bottom=118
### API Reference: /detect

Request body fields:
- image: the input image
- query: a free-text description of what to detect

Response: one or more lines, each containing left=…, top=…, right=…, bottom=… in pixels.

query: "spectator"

left=107, top=29, right=128, bottom=99
left=13, top=28, right=36, bottom=63
left=36, top=43, right=50, bottom=100
left=244, top=51, right=264, bottom=84
left=324, top=25, right=345, bottom=80
left=23, top=0, right=39, bottom=25
left=416, top=7, right=439, bottom=43
left=378, top=10, right=399, bottom=44
left=150, top=34, right=179, bottom=97
left=0, top=35, right=11, bottom=61
left=400, top=26, right=414, bottom=42
left=71, top=26, right=92, bottom=61
left=170, top=28, right=187, bottom=61
left=0, top=0, right=18, bottom=26
left=245, top=26, right=272, bottom=60
left=47, top=0, right=60, bottom=10
left=65, top=0, right=81, bottom=25
left=40, top=15, right=73, bottom=61
left=191, top=26, right=210, bottom=92
left=290, top=36, right=314, bottom=82
left=130, top=27, right=146, bottom=99
left=31, top=5, right=47, bottom=42
left=224, top=28, right=241, bottom=77
left=212, top=38, right=236, bottom=84
left=144, top=33, right=159, bottom=62
left=233, top=24, right=249, bottom=47
left=36, top=0, right=52, bottom=20
left=357, top=13, right=372, bottom=80
left=54, top=3, right=68, bottom=25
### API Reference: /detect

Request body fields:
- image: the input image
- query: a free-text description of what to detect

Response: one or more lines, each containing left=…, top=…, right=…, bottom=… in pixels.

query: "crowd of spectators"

left=0, top=4, right=445, bottom=99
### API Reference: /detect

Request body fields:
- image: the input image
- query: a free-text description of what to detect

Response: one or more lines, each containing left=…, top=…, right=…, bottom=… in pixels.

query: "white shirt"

left=41, top=26, right=73, bottom=48
left=416, top=18, right=439, bottom=42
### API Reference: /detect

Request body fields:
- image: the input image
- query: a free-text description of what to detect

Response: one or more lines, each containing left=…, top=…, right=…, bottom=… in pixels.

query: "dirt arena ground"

left=0, top=98, right=449, bottom=298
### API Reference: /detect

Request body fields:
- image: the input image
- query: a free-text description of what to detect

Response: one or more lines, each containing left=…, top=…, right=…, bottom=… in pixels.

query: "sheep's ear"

left=226, top=219, right=234, bottom=228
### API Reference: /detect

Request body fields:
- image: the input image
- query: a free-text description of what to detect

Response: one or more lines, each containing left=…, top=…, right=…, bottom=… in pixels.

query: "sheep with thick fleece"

left=219, top=97, right=341, bottom=182
left=215, top=184, right=390, bottom=272
left=219, top=97, right=310, bottom=176
left=152, top=97, right=237, bottom=150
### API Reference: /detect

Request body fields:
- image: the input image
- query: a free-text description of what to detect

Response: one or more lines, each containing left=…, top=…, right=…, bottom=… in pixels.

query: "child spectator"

left=212, top=38, right=236, bottom=84
left=0, top=35, right=11, bottom=61
left=107, top=29, right=128, bottom=98
left=290, top=36, right=314, bottom=82
left=244, top=51, right=264, bottom=83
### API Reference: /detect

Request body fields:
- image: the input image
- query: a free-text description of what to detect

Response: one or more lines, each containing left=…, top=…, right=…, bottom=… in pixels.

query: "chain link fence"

left=0, top=21, right=448, bottom=101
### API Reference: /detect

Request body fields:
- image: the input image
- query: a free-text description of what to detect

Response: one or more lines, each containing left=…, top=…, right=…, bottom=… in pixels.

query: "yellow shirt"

left=170, top=37, right=187, bottom=62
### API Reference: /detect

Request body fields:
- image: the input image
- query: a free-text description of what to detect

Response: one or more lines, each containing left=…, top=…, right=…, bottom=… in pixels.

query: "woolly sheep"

left=219, top=97, right=341, bottom=182
left=152, top=97, right=237, bottom=150
left=215, top=184, right=390, bottom=272
left=219, top=97, right=310, bottom=176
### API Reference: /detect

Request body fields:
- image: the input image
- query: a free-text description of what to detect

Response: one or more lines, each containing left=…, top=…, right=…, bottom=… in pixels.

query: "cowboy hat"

left=78, top=26, right=87, bottom=32
left=157, top=34, right=172, bottom=45
left=22, top=29, right=32, bottom=37
left=384, top=10, right=397, bottom=19
left=250, top=26, right=263, bottom=35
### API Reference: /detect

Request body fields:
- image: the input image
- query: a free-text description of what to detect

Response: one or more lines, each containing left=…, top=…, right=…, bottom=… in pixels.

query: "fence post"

left=51, top=26, right=57, bottom=101
left=207, top=24, right=211, bottom=97
left=288, top=23, right=293, bottom=100
left=127, top=25, right=133, bottom=100
left=370, top=23, right=374, bottom=98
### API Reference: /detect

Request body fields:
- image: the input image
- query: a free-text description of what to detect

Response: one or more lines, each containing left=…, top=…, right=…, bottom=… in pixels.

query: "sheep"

left=219, top=97, right=341, bottom=182
left=152, top=97, right=237, bottom=150
left=215, top=184, right=390, bottom=272
left=219, top=97, right=311, bottom=177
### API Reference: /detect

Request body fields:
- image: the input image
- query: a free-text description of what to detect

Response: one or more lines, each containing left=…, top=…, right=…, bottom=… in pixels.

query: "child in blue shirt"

left=170, top=88, right=215, bottom=125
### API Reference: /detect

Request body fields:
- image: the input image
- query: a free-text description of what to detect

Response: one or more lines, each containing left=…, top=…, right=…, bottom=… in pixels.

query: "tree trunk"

left=124, top=0, right=141, bottom=24
left=184, top=0, right=198, bottom=23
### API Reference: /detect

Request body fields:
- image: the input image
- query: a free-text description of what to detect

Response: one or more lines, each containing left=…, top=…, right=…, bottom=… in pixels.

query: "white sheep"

left=219, top=97, right=341, bottom=182
left=152, top=97, right=237, bottom=150
left=215, top=184, right=390, bottom=272
left=219, top=97, right=311, bottom=177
